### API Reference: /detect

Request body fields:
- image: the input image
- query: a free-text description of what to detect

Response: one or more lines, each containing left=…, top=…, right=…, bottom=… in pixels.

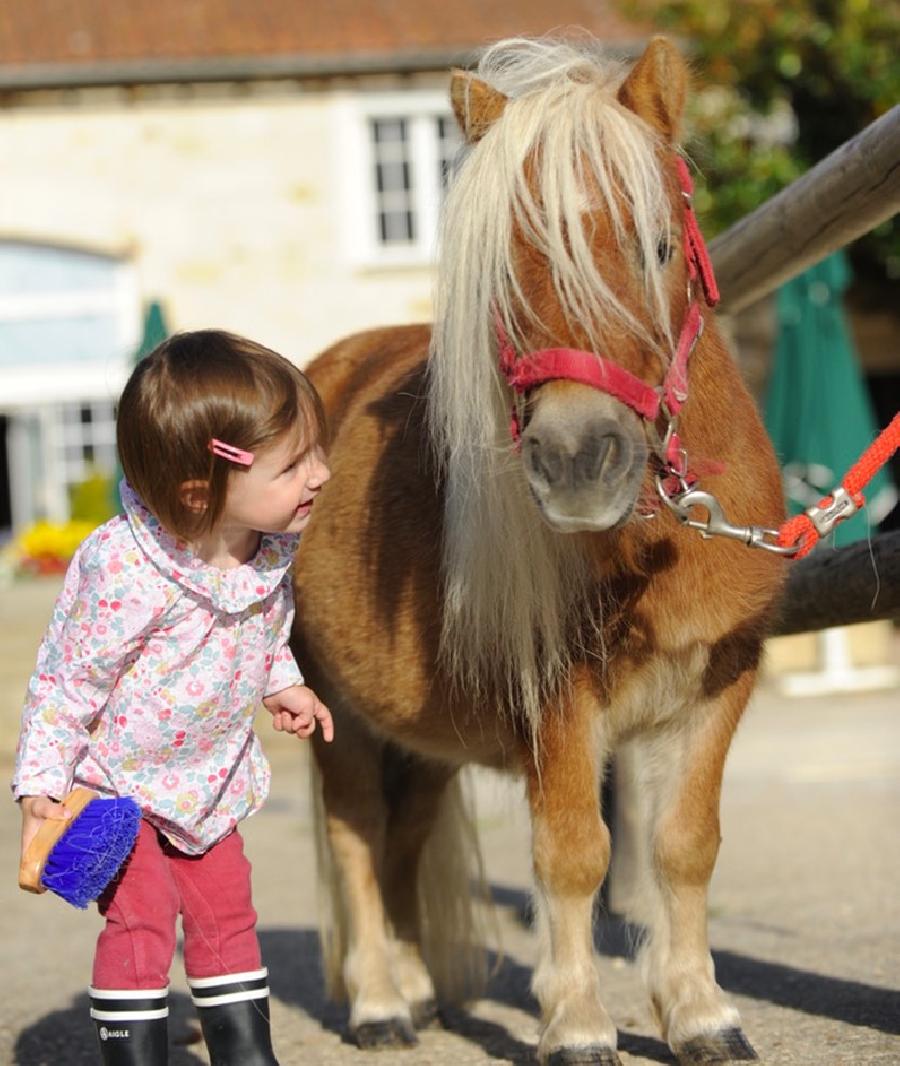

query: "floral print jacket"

left=12, top=482, right=303, bottom=854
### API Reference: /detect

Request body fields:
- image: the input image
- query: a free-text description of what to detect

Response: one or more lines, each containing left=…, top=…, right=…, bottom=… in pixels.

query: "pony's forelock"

left=428, top=37, right=677, bottom=738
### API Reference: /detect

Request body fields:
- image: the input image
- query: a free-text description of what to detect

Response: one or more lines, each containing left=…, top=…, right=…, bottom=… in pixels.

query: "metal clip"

left=804, top=486, right=858, bottom=538
left=658, top=483, right=797, bottom=556
left=660, top=418, right=689, bottom=479
left=647, top=400, right=688, bottom=480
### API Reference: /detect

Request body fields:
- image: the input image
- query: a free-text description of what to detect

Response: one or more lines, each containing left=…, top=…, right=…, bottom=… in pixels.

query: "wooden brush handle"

left=18, top=788, right=97, bottom=894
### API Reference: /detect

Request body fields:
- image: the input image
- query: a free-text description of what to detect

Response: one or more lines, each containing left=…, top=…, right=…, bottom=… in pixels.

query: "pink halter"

left=496, top=156, right=719, bottom=479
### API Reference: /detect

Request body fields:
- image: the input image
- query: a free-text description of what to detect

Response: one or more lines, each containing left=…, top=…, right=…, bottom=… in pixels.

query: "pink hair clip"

left=209, top=438, right=254, bottom=466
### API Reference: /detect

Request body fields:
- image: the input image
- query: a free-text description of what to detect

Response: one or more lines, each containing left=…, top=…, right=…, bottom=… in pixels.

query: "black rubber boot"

left=189, top=970, right=279, bottom=1066
left=90, top=987, right=168, bottom=1065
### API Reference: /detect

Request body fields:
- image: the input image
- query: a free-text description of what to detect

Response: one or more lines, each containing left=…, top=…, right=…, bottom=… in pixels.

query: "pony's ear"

left=450, top=70, right=508, bottom=143
left=616, top=36, right=688, bottom=143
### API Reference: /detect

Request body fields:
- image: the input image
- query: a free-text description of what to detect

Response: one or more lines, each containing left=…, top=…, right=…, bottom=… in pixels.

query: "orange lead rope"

left=776, top=412, right=900, bottom=559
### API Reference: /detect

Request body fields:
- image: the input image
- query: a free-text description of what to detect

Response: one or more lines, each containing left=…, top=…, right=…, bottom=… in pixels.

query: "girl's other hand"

left=19, top=795, right=71, bottom=859
left=263, top=685, right=334, bottom=743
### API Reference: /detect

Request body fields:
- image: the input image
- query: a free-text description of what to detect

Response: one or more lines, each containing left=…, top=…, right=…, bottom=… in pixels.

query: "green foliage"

left=68, top=470, right=117, bottom=527
left=621, top=0, right=900, bottom=292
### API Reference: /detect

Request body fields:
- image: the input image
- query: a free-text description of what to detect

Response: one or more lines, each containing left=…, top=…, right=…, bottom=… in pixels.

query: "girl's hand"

left=19, top=795, right=71, bottom=859
left=263, top=685, right=334, bottom=743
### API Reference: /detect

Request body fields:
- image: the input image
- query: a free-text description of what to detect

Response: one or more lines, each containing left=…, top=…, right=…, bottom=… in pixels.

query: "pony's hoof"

left=547, top=1047, right=622, bottom=1065
left=410, top=998, right=441, bottom=1029
left=354, top=1018, right=418, bottom=1050
left=675, top=1028, right=758, bottom=1063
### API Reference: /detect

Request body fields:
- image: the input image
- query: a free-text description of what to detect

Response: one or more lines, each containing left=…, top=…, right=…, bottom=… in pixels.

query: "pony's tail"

left=310, top=752, right=349, bottom=1001
left=310, top=760, right=495, bottom=1004
left=418, top=771, right=495, bottom=1002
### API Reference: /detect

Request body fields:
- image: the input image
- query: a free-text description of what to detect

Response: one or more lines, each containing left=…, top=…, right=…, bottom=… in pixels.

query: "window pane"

left=55, top=400, right=117, bottom=508
left=379, top=210, right=415, bottom=243
left=370, top=117, right=415, bottom=247
left=373, top=118, right=406, bottom=144
left=376, top=160, right=411, bottom=195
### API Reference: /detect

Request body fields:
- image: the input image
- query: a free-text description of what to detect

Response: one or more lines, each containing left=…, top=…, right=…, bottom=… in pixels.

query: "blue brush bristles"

left=41, top=796, right=142, bottom=909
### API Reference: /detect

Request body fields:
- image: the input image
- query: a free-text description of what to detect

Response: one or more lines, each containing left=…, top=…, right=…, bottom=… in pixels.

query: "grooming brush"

left=18, top=788, right=142, bottom=909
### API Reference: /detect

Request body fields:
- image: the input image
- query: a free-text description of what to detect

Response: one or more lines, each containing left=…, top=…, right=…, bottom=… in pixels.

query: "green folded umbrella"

left=114, top=300, right=170, bottom=513
left=135, top=299, right=169, bottom=361
left=764, top=251, right=896, bottom=548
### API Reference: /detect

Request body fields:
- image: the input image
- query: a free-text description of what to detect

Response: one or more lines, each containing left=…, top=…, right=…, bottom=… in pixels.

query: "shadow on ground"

left=17, top=897, right=898, bottom=1065
left=261, top=925, right=540, bottom=1062
left=264, top=913, right=670, bottom=1063
left=14, top=990, right=205, bottom=1066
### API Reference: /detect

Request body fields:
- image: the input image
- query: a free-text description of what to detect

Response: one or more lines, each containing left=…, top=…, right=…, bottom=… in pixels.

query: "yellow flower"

left=15, top=519, right=96, bottom=567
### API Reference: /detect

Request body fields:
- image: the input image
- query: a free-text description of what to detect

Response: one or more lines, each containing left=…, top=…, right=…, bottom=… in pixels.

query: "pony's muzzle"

left=525, top=417, right=633, bottom=491
left=521, top=392, right=646, bottom=531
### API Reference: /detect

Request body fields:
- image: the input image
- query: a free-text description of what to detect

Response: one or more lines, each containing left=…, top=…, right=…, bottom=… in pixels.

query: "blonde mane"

left=427, top=37, right=677, bottom=740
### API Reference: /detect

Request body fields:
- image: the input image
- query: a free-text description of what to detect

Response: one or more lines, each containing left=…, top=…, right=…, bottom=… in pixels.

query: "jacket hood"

left=121, top=480, right=299, bottom=613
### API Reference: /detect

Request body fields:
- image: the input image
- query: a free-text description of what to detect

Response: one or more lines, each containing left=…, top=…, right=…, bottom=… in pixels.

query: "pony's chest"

left=601, top=643, right=710, bottom=739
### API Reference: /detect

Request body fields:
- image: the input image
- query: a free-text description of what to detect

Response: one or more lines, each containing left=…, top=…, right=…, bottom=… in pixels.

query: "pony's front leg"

left=634, top=672, right=759, bottom=1064
left=526, top=676, right=620, bottom=1065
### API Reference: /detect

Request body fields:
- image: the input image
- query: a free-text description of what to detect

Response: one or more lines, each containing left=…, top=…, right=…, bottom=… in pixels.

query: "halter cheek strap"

left=496, top=155, right=719, bottom=482
left=675, top=156, right=719, bottom=307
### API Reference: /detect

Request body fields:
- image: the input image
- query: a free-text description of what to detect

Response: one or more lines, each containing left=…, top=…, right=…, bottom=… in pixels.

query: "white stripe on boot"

left=89, top=986, right=169, bottom=1021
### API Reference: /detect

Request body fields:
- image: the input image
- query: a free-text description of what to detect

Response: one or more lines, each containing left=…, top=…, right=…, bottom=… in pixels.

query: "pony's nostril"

left=572, top=428, right=629, bottom=486
left=574, top=433, right=616, bottom=483
left=527, top=438, right=563, bottom=486
left=528, top=426, right=632, bottom=488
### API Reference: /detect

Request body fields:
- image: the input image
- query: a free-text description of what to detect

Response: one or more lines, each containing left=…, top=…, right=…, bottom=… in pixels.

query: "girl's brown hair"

left=117, top=329, right=326, bottom=539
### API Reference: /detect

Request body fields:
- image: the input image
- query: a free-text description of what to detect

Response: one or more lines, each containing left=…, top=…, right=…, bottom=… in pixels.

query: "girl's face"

left=221, top=429, right=331, bottom=536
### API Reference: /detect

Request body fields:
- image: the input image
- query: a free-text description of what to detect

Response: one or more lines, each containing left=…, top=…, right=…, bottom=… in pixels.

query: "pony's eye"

left=656, top=237, right=674, bottom=265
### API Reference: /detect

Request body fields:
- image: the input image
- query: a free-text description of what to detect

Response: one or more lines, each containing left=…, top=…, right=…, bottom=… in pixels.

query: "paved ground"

left=1, top=577, right=898, bottom=1065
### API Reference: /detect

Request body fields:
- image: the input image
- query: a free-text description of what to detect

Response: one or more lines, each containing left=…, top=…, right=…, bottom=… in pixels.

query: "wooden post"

left=711, top=106, right=900, bottom=315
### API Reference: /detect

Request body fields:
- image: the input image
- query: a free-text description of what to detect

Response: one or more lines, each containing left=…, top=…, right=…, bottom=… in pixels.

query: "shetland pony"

left=293, top=35, right=785, bottom=1065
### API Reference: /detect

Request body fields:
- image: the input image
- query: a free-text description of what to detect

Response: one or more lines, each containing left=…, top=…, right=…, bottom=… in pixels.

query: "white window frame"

left=335, top=90, right=462, bottom=269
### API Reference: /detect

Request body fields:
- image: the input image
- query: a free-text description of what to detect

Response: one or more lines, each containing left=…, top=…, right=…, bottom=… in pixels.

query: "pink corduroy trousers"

left=92, top=820, right=262, bottom=989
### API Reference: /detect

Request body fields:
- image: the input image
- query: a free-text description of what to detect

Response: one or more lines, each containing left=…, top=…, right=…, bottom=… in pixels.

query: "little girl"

left=13, top=329, right=334, bottom=1066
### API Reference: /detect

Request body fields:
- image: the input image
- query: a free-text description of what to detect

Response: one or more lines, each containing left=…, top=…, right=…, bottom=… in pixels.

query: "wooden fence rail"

left=774, top=528, right=900, bottom=635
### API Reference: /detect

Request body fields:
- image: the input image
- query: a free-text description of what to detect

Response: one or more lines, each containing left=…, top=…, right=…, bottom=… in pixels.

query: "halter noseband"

left=496, top=156, right=719, bottom=484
